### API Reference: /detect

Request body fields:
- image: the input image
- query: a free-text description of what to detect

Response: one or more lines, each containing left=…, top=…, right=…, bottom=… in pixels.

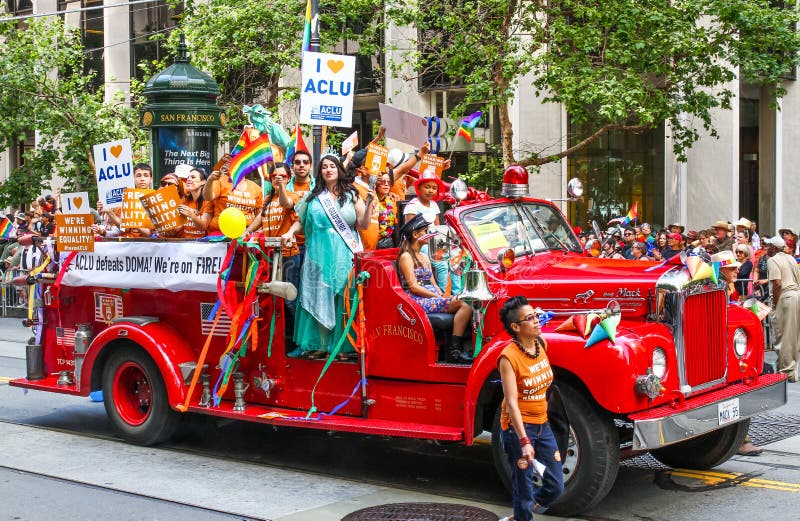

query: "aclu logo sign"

left=299, top=52, right=356, bottom=128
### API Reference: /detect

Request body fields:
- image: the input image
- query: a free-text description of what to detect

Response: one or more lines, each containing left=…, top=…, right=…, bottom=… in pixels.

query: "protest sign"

left=56, top=214, right=94, bottom=252
left=341, top=131, right=358, bottom=155
left=60, top=192, right=90, bottom=215
left=365, top=144, right=389, bottom=175
left=419, top=154, right=445, bottom=179
left=299, top=52, right=356, bottom=128
left=378, top=103, right=428, bottom=147
left=60, top=242, right=227, bottom=292
left=93, top=138, right=134, bottom=209
left=139, top=185, right=185, bottom=235
left=121, top=188, right=154, bottom=230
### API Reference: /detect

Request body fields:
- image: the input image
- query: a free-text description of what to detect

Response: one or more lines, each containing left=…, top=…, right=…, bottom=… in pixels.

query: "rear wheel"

left=102, top=345, right=179, bottom=446
left=491, top=384, right=620, bottom=517
left=651, top=418, right=750, bottom=469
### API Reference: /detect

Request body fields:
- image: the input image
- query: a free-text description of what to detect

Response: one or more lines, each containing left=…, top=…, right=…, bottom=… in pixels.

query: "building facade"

left=2, top=0, right=797, bottom=236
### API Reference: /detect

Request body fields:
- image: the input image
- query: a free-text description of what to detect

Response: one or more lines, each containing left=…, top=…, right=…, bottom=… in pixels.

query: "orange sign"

left=419, top=154, right=445, bottom=179
left=139, top=185, right=185, bottom=235
left=121, top=188, right=154, bottom=230
left=55, top=214, right=94, bottom=252
left=365, top=143, right=389, bottom=174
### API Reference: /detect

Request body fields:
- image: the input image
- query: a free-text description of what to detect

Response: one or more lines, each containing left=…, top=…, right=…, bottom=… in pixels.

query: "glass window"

left=462, top=202, right=581, bottom=262
left=567, top=122, right=665, bottom=230
left=130, top=1, right=182, bottom=81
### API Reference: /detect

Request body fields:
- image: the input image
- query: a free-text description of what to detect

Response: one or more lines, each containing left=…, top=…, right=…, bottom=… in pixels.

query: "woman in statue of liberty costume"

left=282, top=154, right=375, bottom=357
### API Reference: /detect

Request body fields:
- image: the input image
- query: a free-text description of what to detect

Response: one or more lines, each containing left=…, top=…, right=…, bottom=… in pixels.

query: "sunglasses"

left=624, top=233, right=634, bottom=236
left=376, top=178, right=391, bottom=185
left=515, top=313, right=541, bottom=324
left=293, top=159, right=310, bottom=165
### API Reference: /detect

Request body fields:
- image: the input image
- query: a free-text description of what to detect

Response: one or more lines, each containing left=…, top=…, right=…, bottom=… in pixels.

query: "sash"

left=318, top=190, right=363, bottom=254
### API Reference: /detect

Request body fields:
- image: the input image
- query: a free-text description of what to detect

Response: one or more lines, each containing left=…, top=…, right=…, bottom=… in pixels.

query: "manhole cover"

left=342, top=502, right=499, bottom=521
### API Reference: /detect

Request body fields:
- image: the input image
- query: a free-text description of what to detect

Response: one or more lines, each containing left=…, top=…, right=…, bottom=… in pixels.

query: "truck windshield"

left=461, top=202, right=582, bottom=261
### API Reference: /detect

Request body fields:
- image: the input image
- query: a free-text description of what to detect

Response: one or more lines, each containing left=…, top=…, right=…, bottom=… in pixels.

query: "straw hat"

left=712, top=220, right=731, bottom=231
left=734, top=217, right=752, bottom=229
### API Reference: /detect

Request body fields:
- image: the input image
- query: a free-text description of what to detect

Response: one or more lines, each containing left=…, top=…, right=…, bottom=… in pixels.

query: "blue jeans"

left=502, top=422, right=564, bottom=521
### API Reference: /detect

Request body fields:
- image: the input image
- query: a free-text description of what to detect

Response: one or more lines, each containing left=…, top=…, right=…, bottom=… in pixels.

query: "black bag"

left=377, top=236, right=396, bottom=249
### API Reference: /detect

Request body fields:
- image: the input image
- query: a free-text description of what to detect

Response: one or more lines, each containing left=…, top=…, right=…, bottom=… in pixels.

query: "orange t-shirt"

left=499, top=339, right=553, bottom=430
left=260, top=193, right=300, bottom=257
left=178, top=198, right=213, bottom=239
left=288, top=178, right=311, bottom=246
left=354, top=181, right=379, bottom=250
left=210, top=177, right=263, bottom=231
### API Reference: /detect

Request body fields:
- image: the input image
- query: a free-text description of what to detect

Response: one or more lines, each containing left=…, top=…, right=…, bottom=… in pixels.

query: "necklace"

left=514, top=337, right=541, bottom=359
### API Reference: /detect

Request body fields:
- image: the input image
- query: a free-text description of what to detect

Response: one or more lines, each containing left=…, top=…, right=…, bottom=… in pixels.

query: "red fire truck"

left=11, top=172, right=787, bottom=515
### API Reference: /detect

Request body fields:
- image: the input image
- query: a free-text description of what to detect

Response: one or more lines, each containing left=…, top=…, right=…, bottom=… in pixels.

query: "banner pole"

left=310, top=0, right=322, bottom=165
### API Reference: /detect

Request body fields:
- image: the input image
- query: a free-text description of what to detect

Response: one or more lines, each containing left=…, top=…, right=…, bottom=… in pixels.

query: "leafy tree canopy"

left=388, top=0, right=800, bottom=166
left=0, top=17, right=144, bottom=207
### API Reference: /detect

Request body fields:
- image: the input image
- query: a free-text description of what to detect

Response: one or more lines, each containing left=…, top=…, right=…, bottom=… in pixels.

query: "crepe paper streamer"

left=711, top=262, right=720, bottom=285
left=585, top=323, right=612, bottom=348
left=555, top=315, right=578, bottom=332
left=685, top=255, right=702, bottom=278
left=600, top=314, right=621, bottom=344
left=692, top=262, right=714, bottom=283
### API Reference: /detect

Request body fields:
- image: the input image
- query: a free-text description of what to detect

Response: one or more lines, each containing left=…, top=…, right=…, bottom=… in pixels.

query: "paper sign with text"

left=60, top=192, right=90, bottom=215
left=341, top=131, right=358, bottom=155
left=56, top=214, right=94, bottom=252
left=365, top=144, right=389, bottom=175
left=419, top=154, right=445, bottom=179
left=299, top=51, right=356, bottom=128
left=60, top=242, right=228, bottom=292
left=121, top=188, right=154, bottom=230
left=139, top=185, right=185, bottom=235
left=93, top=138, right=134, bottom=209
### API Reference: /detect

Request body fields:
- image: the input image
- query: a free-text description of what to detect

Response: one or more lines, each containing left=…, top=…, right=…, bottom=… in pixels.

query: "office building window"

left=130, top=1, right=182, bottom=82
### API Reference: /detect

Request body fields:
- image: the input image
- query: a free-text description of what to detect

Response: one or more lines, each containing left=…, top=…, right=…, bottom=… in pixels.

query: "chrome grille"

left=681, top=290, right=727, bottom=387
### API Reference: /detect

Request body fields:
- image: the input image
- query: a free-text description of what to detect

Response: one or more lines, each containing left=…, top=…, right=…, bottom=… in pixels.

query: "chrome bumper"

left=631, top=376, right=788, bottom=451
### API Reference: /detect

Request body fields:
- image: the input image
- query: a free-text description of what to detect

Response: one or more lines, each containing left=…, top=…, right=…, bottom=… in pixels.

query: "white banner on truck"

left=60, top=241, right=227, bottom=293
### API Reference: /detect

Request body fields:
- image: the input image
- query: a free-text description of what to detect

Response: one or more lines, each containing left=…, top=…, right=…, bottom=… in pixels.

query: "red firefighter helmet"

left=501, top=165, right=528, bottom=198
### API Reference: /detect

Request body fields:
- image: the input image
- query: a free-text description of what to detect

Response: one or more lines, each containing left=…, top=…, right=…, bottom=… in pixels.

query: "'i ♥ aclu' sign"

left=299, top=52, right=356, bottom=128
left=93, top=138, right=134, bottom=209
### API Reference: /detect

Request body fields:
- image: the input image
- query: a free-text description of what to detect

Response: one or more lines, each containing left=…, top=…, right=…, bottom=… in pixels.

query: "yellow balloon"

left=218, top=207, right=247, bottom=239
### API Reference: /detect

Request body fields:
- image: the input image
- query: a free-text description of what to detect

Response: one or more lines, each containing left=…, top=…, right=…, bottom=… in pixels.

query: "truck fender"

left=82, top=320, right=196, bottom=408
left=463, top=334, right=513, bottom=445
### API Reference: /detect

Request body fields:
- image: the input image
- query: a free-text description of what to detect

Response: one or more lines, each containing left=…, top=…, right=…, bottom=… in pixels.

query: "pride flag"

left=230, top=127, right=254, bottom=158
left=621, top=202, right=638, bottom=226
left=0, top=217, right=11, bottom=239
left=285, top=123, right=308, bottom=163
left=302, top=0, right=312, bottom=54
left=229, top=133, right=273, bottom=187
left=455, top=111, right=483, bottom=142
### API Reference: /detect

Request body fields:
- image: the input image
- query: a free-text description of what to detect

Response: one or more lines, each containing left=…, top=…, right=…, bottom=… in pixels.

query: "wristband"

left=519, top=436, right=531, bottom=447
left=414, top=153, right=421, bottom=161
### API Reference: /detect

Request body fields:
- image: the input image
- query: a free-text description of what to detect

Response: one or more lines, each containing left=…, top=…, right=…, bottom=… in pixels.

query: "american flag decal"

left=200, top=303, right=231, bottom=336
left=56, top=327, right=76, bottom=347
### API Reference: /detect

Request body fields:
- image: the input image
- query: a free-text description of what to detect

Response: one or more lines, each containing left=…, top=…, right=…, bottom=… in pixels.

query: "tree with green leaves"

left=0, top=17, right=144, bottom=207
left=388, top=0, right=800, bottom=167
left=175, top=0, right=385, bottom=137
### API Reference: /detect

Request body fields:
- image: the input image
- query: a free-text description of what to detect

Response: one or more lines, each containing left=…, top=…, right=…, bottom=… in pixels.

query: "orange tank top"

left=499, top=339, right=553, bottom=430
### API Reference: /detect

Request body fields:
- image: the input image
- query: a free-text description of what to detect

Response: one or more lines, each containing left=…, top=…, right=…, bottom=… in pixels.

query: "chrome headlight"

left=651, top=347, right=667, bottom=379
left=733, top=328, right=748, bottom=358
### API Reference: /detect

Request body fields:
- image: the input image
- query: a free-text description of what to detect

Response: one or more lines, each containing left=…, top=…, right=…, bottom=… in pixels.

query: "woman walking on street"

left=498, top=296, right=565, bottom=521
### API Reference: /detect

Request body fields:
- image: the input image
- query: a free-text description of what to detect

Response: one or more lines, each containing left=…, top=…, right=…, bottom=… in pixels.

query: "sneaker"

left=498, top=517, right=513, bottom=521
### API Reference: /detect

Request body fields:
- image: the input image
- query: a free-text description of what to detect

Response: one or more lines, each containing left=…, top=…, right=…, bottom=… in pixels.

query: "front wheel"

left=651, top=418, right=750, bottom=469
left=491, top=384, right=620, bottom=517
left=102, top=345, right=180, bottom=446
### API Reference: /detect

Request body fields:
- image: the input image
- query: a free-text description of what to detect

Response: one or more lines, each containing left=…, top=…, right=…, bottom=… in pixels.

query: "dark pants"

left=283, top=245, right=304, bottom=348
left=502, top=422, right=564, bottom=521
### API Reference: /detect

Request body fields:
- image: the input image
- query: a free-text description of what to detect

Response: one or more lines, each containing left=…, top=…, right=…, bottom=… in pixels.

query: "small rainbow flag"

left=0, top=217, right=11, bottom=239
left=621, top=202, right=638, bottom=226
left=302, top=0, right=312, bottom=54
left=230, top=127, right=253, bottom=158
left=229, top=133, right=273, bottom=187
left=455, top=111, right=483, bottom=142
left=285, top=123, right=308, bottom=163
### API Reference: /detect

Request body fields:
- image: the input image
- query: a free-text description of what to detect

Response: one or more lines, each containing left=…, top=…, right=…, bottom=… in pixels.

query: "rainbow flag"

left=302, top=0, right=312, bottom=54
left=0, top=217, right=11, bottom=239
left=455, top=111, right=483, bottom=142
left=621, top=202, right=638, bottom=226
left=230, top=127, right=254, bottom=158
left=229, top=133, right=273, bottom=187
left=285, top=123, right=309, bottom=163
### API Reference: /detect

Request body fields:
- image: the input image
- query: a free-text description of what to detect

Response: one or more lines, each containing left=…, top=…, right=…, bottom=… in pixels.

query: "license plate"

left=718, top=398, right=740, bottom=426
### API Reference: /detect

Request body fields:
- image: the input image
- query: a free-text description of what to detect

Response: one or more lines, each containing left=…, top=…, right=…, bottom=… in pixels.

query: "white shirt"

left=403, top=197, right=440, bottom=224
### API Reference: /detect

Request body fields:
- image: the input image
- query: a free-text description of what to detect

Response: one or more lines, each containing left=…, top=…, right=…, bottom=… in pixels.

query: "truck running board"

left=186, top=403, right=465, bottom=441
